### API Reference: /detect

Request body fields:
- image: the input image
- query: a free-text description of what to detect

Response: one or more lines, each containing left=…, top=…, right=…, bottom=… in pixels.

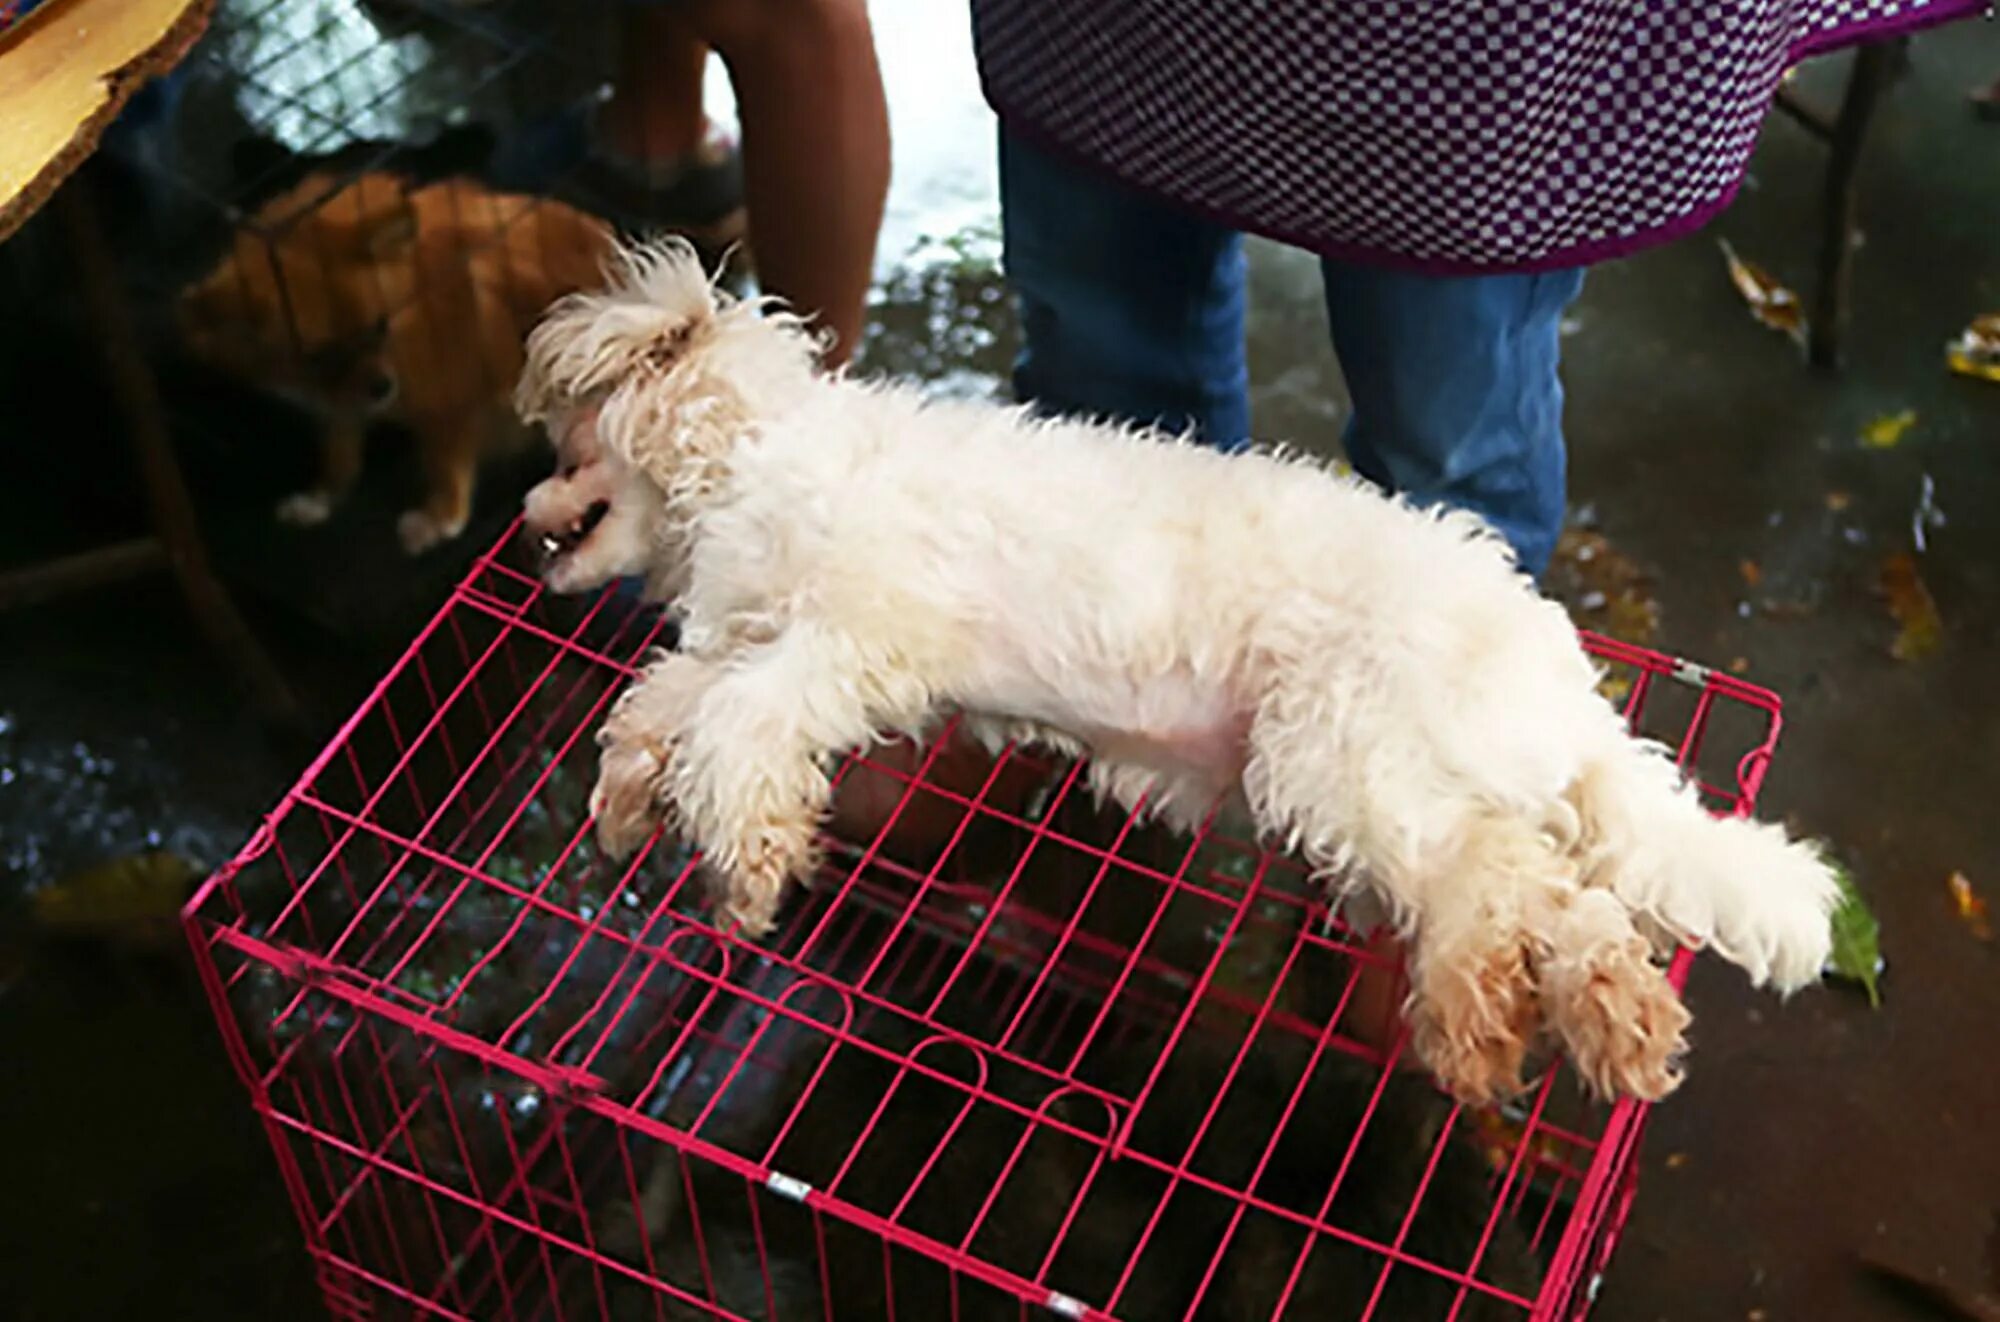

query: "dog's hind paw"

left=1542, top=930, right=1690, bottom=1102
left=1407, top=940, right=1541, bottom=1108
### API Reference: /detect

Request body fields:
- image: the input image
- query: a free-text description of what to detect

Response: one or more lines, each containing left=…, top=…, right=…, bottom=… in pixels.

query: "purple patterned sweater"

left=972, top=0, right=1988, bottom=273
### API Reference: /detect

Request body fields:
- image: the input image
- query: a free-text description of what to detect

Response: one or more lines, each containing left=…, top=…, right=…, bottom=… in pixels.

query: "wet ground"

left=2, top=2, right=1998, bottom=1318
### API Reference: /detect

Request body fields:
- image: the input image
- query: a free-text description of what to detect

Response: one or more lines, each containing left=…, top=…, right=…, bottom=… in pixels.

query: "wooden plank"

left=0, top=0, right=214, bottom=243
left=0, top=535, right=166, bottom=609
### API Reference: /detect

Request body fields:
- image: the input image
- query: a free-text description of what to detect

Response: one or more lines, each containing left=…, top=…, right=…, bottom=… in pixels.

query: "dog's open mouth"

left=539, top=500, right=610, bottom=562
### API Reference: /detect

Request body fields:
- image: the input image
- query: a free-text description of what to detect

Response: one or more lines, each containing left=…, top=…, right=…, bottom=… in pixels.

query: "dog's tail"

left=1568, top=731, right=1837, bottom=993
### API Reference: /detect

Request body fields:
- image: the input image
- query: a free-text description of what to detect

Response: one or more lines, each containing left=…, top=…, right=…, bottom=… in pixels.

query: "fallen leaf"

left=1950, top=872, right=1993, bottom=942
left=1825, top=859, right=1884, bottom=1007
left=1596, top=672, right=1634, bottom=705
left=1665, top=1151, right=1691, bottom=1170
left=31, top=851, right=201, bottom=950
left=1826, top=490, right=1853, bottom=512
left=1606, top=592, right=1662, bottom=644
left=1719, top=239, right=1806, bottom=341
left=1879, top=553, right=1943, bottom=661
left=1739, top=559, right=1764, bottom=589
left=1550, top=527, right=1662, bottom=646
left=1760, top=597, right=1818, bottom=621
left=1860, top=409, right=1918, bottom=450
left=1729, top=656, right=1751, bottom=675
left=1946, top=314, right=2000, bottom=384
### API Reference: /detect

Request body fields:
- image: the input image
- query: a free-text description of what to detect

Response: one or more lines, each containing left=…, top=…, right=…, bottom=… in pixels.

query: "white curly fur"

left=514, top=238, right=1839, bottom=1106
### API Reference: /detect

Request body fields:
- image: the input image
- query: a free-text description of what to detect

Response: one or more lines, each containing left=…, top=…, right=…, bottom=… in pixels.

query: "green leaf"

left=1825, top=856, right=1884, bottom=1008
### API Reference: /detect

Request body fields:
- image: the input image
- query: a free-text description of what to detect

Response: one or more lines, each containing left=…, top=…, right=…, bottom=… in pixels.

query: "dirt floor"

left=1, top=3, right=1997, bottom=1319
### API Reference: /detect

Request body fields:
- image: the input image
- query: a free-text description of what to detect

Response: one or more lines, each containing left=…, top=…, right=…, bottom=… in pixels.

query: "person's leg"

left=599, top=5, right=711, bottom=164
left=581, top=4, right=747, bottom=247
left=683, top=0, right=890, bottom=368
left=1319, top=261, right=1585, bottom=579
left=999, top=127, right=1250, bottom=446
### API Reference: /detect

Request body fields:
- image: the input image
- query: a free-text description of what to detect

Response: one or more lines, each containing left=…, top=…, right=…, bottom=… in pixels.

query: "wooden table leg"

left=1809, top=41, right=1898, bottom=370
left=55, top=171, right=303, bottom=727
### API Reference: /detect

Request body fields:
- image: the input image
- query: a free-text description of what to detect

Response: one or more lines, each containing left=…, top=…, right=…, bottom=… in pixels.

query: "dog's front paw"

left=591, top=737, right=670, bottom=858
left=707, top=817, right=824, bottom=941
left=397, top=508, right=467, bottom=556
left=709, top=847, right=796, bottom=941
left=276, top=490, right=334, bottom=527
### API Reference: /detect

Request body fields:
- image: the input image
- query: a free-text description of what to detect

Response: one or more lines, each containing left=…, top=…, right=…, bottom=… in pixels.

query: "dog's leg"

left=1400, top=877, right=1547, bottom=1108
left=1533, top=888, right=1689, bottom=1101
left=1086, top=760, right=1226, bottom=834
left=660, top=634, right=894, bottom=937
left=1243, top=673, right=1559, bottom=1104
left=1400, top=834, right=1689, bottom=1106
left=277, top=411, right=365, bottom=527
left=399, top=411, right=482, bottom=554
left=593, top=651, right=722, bottom=857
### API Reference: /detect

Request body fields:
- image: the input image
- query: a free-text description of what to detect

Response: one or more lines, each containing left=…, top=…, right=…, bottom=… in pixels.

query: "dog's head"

left=514, top=237, right=825, bottom=597
left=176, top=171, right=417, bottom=413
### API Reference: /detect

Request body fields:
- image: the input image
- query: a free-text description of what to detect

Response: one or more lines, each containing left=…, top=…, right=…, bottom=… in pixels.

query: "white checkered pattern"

left=972, top=0, right=1985, bottom=270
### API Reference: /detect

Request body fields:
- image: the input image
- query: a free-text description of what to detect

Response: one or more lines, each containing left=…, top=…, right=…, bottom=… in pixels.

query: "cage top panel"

left=185, top=527, right=1788, bottom=1320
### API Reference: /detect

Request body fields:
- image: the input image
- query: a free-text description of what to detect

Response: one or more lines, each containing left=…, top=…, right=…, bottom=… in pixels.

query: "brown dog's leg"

left=277, top=412, right=366, bottom=527
left=399, top=414, right=481, bottom=555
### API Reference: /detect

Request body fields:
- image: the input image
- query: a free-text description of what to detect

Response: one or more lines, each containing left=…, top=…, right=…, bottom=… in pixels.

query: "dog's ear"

left=515, top=236, right=720, bottom=422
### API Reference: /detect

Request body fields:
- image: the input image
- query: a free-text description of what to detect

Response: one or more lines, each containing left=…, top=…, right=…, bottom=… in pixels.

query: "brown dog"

left=178, top=169, right=613, bottom=553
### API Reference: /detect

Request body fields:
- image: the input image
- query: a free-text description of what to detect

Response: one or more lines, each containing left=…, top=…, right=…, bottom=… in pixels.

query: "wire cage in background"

left=183, top=525, right=1793, bottom=1322
left=109, top=0, right=617, bottom=294
left=94, top=0, right=630, bottom=568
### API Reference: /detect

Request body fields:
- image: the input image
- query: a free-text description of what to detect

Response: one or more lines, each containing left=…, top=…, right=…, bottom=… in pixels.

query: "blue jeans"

left=998, top=130, right=1584, bottom=578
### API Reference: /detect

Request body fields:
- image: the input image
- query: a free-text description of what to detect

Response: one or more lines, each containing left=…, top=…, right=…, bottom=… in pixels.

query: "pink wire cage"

left=184, top=526, right=1791, bottom=1322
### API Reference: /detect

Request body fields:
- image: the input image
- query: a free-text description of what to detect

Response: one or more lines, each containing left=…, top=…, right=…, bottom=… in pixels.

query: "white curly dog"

left=515, top=240, right=1837, bottom=1107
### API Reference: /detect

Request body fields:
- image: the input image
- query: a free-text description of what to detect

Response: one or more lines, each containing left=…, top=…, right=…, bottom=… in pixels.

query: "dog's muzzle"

left=538, top=499, right=610, bottom=561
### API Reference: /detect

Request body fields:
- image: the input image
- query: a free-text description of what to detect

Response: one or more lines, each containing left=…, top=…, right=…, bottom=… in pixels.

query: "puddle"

left=0, top=710, right=242, bottom=893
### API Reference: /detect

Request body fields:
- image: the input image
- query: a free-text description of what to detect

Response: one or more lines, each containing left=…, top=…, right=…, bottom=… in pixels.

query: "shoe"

left=489, top=100, right=748, bottom=252
left=568, top=120, right=748, bottom=251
